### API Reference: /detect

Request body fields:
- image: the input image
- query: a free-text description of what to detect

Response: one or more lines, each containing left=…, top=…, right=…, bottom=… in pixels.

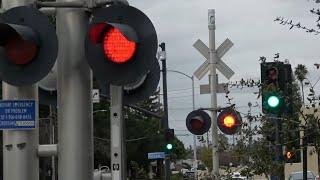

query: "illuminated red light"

left=4, top=37, right=37, bottom=65
left=191, top=119, right=204, bottom=130
left=103, top=28, right=136, bottom=64
left=223, top=115, right=236, bottom=128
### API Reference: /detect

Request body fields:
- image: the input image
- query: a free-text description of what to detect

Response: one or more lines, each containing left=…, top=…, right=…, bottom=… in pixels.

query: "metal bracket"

left=198, top=104, right=235, bottom=112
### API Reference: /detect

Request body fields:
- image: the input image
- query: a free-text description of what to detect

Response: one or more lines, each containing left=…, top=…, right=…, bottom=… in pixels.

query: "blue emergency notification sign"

left=0, top=100, right=36, bottom=129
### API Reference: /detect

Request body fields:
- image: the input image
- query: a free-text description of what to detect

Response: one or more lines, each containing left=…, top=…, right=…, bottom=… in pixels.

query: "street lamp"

left=167, top=69, right=198, bottom=178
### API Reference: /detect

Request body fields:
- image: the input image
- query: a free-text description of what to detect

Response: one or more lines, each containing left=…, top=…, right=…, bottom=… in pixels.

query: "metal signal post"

left=110, top=85, right=127, bottom=180
left=159, top=42, right=171, bottom=180
left=56, top=0, right=93, bottom=179
left=208, top=10, right=219, bottom=179
left=193, top=9, right=235, bottom=179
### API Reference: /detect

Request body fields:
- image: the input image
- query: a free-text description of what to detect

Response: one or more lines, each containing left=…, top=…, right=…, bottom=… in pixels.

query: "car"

left=231, top=172, right=247, bottom=180
left=288, top=171, right=316, bottom=180
left=183, top=171, right=195, bottom=179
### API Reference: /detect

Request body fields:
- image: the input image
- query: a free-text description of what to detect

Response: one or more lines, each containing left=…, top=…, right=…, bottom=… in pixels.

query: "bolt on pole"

left=208, top=9, right=220, bottom=179
left=2, top=0, right=39, bottom=179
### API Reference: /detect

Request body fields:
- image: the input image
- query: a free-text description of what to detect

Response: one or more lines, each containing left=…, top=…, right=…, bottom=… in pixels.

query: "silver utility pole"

left=167, top=69, right=197, bottom=180
left=57, top=0, right=93, bottom=179
left=208, top=9, right=219, bottom=179
left=2, top=1, right=39, bottom=180
left=194, top=9, right=234, bottom=180
left=110, top=85, right=127, bottom=180
left=191, top=76, right=198, bottom=180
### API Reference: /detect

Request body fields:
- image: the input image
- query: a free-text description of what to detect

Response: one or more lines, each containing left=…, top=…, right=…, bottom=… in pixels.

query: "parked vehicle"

left=93, top=166, right=111, bottom=180
left=288, top=171, right=316, bottom=180
left=231, top=172, right=247, bottom=180
left=183, top=170, right=195, bottom=179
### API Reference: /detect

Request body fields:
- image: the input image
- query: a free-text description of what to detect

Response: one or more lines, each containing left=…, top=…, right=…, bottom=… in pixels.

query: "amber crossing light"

left=223, top=115, right=236, bottom=128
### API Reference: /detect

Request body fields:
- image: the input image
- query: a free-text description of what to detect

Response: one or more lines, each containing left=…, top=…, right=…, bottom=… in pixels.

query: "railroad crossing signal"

left=85, top=4, right=158, bottom=86
left=186, top=110, right=211, bottom=135
left=193, top=38, right=234, bottom=80
left=85, top=5, right=160, bottom=104
left=217, top=108, right=242, bottom=135
left=0, top=6, right=58, bottom=86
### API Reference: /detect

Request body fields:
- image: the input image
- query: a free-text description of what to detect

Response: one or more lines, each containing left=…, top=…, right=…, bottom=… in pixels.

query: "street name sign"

left=193, top=38, right=234, bottom=80
left=148, top=152, right=165, bottom=160
left=0, top=100, right=36, bottom=129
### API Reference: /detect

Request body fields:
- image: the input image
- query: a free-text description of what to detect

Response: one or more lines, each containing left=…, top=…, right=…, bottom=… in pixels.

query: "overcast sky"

left=129, top=0, right=320, bottom=147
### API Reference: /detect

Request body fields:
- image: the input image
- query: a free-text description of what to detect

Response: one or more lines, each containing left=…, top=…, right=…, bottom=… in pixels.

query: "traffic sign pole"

left=2, top=1, right=39, bottom=180
left=208, top=9, right=220, bottom=179
left=110, top=85, right=127, bottom=180
left=57, top=1, right=93, bottom=179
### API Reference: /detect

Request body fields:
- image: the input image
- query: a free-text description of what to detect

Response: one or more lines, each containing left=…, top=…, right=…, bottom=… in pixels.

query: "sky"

left=129, top=0, right=320, bottom=148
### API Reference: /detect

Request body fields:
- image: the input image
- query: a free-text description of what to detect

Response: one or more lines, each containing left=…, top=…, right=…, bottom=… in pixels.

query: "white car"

left=231, top=172, right=247, bottom=180
left=288, top=171, right=316, bottom=180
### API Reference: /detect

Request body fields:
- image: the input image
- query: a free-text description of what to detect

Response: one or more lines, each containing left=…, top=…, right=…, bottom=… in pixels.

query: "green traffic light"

left=166, top=143, right=173, bottom=150
left=267, top=96, right=280, bottom=108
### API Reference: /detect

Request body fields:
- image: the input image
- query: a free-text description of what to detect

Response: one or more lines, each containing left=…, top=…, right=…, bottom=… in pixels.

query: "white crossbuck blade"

left=193, top=39, right=234, bottom=80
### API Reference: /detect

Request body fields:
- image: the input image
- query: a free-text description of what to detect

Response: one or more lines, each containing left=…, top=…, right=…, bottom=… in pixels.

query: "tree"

left=294, top=64, right=308, bottom=104
left=227, top=57, right=304, bottom=178
left=275, top=1, right=320, bottom=35
left=93, top=91, right=188, bottom=178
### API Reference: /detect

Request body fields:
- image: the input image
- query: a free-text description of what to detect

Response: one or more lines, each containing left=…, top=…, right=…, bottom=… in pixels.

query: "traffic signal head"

left=286, top=151, right=294, bottom=159
left=164, top=129, right=174, bottom=151
left=85, top=5, right=158, bottom=86
left=284, top=148, right=300, bottom=163
left=186, top=110, right=211, bottom=135
left=0, top=6, right=58, bottom=86
left=261, top=62, right=292, bottom=114
left=217, top=108, right=242, bottom=135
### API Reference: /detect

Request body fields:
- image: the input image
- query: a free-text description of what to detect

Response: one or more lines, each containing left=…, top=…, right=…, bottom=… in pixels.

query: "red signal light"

left=223, top=115, right=236, bottom=128
left=190, top=118, right=204, bottom=130
left=5, top=36, right=37, bottom=65
left=103, top=28, right=136, bottom=64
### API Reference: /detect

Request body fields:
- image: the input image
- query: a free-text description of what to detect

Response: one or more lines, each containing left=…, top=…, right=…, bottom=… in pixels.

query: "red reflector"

left=191, top=119, right=204, bottom=130
left=4, top=37, right=37, bottom=65
left=103, top=28, right=136, bottom=63
left=89, top=23, right=107, bottom=44
left=223, top=115, right=236, bottom=128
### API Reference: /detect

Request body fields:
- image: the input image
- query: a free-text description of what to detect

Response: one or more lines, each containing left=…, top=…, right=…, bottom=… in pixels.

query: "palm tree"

left=294, top=64, right=308, bottom=104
